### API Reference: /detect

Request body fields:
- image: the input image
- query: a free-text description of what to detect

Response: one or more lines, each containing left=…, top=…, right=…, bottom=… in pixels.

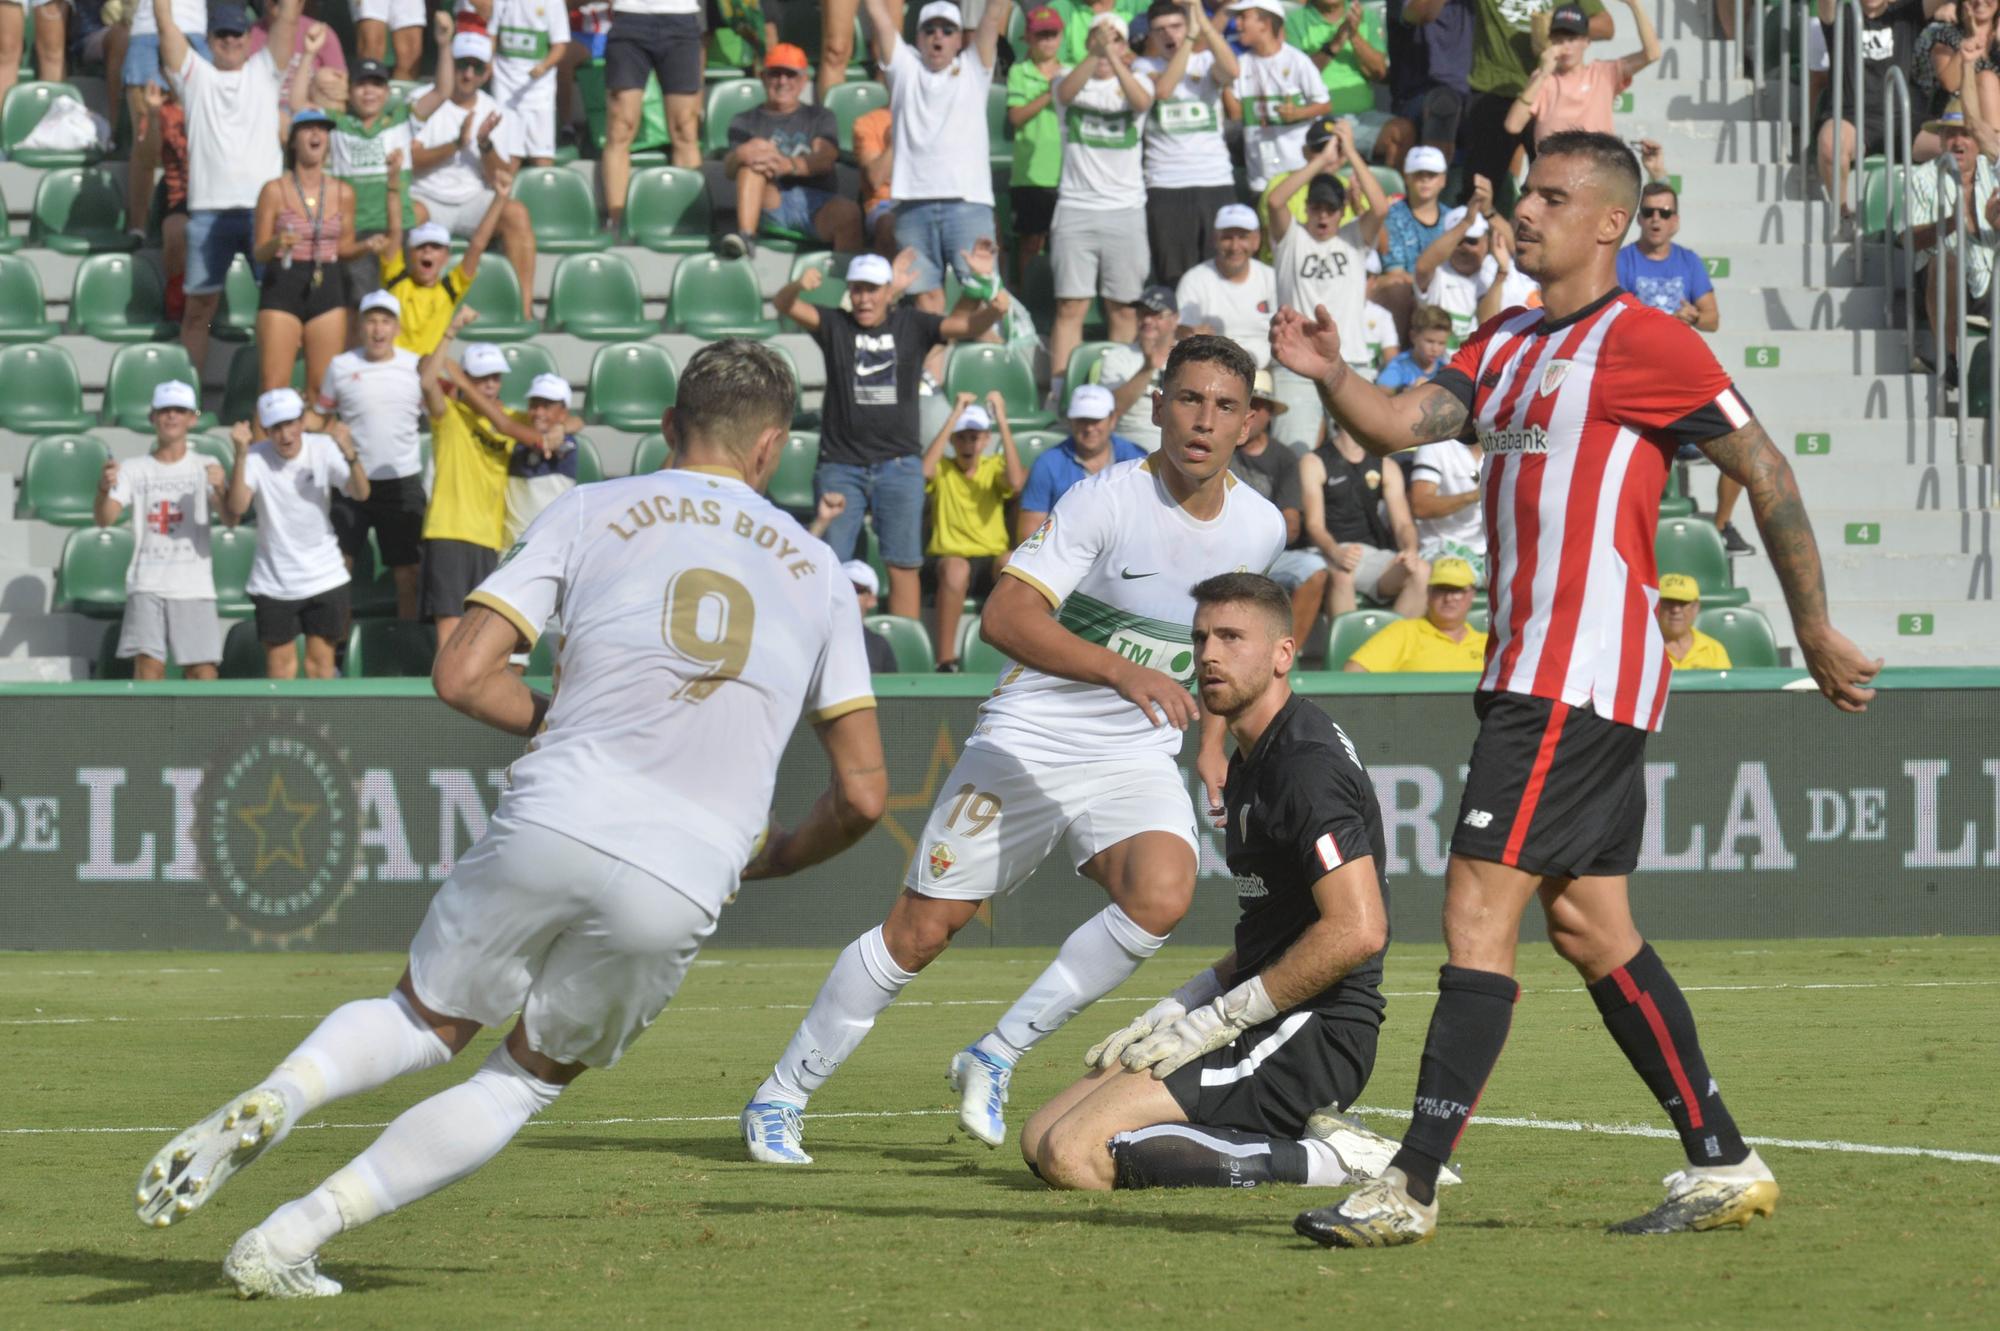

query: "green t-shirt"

left=1469, top=0, right=1605, bottom=96
left=1007, top=60, right=1068, bottom=189
left=1058, top=0, right=1146, bottom=67
left=331, top=106, right=417, bottom=236
left=1284, top=4, right=1390, bottom=116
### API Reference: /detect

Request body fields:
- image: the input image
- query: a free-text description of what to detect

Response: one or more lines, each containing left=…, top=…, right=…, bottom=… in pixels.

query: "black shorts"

left=1457, top=90, right=1526, bottom=202
left=259, top=259, right=350, bottom=322
left=419, top=538, right=499, bottom=623
left=1449, top=691, right=1649, bottom=880
left=1144, top=183, right=1240, bottom=290
left=1814, top=101, right=1891, bottom=158
left=1163, top=1009, right=1377, bottom=1138
left=332, top=473, right=427, bottom=570
left=253, top=583, right=351, bottom=644
left=604, top=11, right=706, bottom=97
left=1011, top=185, right=1058, bottom=239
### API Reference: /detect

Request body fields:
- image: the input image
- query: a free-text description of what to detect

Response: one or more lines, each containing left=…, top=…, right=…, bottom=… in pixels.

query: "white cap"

left=527, top=373, right=572, bottom=404
left=151, top=380, right=198, bottom=412
left=461, top=343, right=509, bottom=379
left=846, top=252, right=894, bottom=285
left=451, top=31, right=495, bottom=63
left=257, top=387, right=305, bottom=428
left=841, top=559, right=880, bottom=596
left=917, top=1, right=963, bottom=27
left=1214, top=202, right=1260, bottom=233
left=1066, top=384, right=1115, bottom=420
left=1227, top=0, right=1289, bottom=20
left=408, top=221, right=452, bottom=250
left=955, top=404, right=993, bottom=432
left=1089, top=11, right=1129, bottom=40
left=1443, top=205, right=1490, bottom=239
left=358, top=289, right=402, bottom=319
left=1403, top=145, right=1448, bottom=176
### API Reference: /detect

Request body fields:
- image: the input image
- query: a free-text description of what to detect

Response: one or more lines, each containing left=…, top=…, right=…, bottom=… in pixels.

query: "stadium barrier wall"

left=0, top=669, right=1995, bottom=951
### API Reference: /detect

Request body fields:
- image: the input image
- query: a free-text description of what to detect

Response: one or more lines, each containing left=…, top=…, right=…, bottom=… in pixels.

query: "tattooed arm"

left=1270, top=304, right=1468, bottom=457
left=1699, top=420, right=1882, bottom=711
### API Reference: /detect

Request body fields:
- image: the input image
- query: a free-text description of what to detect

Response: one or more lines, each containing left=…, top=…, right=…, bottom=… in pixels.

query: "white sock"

left=1300, top=1137, right=1357, bottom=1187
left=990, top=905, right=1168, bottom=1057
left=258, top=1045, right=562, bottom=1264
left=258, top=991, right=452, bottom=1142
left=754, top=926, right=916, bottom=1108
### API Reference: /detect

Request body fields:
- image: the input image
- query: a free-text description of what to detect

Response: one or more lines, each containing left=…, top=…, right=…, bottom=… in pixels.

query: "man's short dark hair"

left=1147, top=0, right=1183, bottom=20
left=672, top=339, right=794, bottom=457
left=1164, top=333, right=1257, bottom=400
left=1640, top=180, right=1678, bottom=207
left=1534, top=129, right=1643, bottom=214
left=1192, top=572, right=1292, bottom=638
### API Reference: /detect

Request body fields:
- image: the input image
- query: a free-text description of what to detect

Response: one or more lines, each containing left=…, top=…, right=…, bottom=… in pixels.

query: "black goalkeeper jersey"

left=1222, top=693, right=1390, bottom=1027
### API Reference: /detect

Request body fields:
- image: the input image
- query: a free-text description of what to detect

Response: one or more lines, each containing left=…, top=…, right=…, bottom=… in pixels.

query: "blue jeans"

left=816, top=456, right=925, bottom=568
left=186, top=208, right=258, bottom=296
left=765, top=185, right=837, bottom=235
left=123, top=33, right=211, bottom=90
left=892, top=200, right=995, bottom=295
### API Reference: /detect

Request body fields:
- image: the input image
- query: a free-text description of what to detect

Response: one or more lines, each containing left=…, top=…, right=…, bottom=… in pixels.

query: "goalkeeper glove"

left=1121, top=975, right=1278, bottom=1079
left=1081, top=968, right=1225, bottom=1070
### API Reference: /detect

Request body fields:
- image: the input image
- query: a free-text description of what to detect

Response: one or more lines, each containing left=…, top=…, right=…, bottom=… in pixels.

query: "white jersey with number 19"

left=466, top=466, right=877, bottom=916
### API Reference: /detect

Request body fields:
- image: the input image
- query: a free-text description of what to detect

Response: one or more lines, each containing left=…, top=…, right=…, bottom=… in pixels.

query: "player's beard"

left=1199, top=671, right=1265, bottom=719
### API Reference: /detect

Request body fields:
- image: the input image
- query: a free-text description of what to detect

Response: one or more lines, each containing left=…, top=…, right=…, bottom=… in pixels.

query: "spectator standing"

left=1503, top=0, right=1658, bottom=147
left=225, top=389, right=368, bottom=681
left=1048, top=13, right=1155, bottom=410
left=1294, top=421, right=1427, bottom=623
left=1286, top=0, right=1391, bottom=157
left=1377, top=0, right=1474, bottom=168
left=1617, top=181, right=1718, bottom=329
left=774, top=248, right=1008, bottom=618
left=1093, top=282, right=1179, bottom=450
left=1656, top=573, right=1731, bottom=669
left=312, top=290, right=426, bottom=619
left=1377, top=302, right=1453, bottom=388
left=162, top=0, right=298, bottom=388
left=1226, top=0, right=1329, bottom=195
left=1407, top=434, right=1484, bottom=584
left=1816, top=0, right=1927, bottom=224
left=602, top=0, right=706, bottom=228
left=464, top=0, right=572, bottom=166
left=817, top=0, right=873, bottom=101
left=1007, top=6, right=1069, bottom=273
left=1135, top=0, right=1240, bottom=289
left=1374, top=141, right=1450, bottom=330
left=1462, top=0, right=1607, bottom=213
left=1415, top=188, right=1499, bottom=342
left=0, top=0, right=63, bottom=115
left=1342, top=556, right=1486, bottom=671
left=852, top=104, right=899, bottom=253
left=720, top=42, right=863, bottom=258
left=504, top=374, right=582, bottom=543
left=248, top=0, right=345, bottom=113
left=1013, top=383, right=1147, bottom=541
left=868, top=0, right=1014, bottom=314
left=382, top=211, right=505, bottom=356
left=126, top=0, right=209, bottom=240
left=1175, top=202, right=1278, bottom=365
left=1060, top=0, right=1145, bottom=64
left=93, top=381, right=226, bottom=681
left=320, top=57, right=424, bottom=297
left=357, top=0, right=427, bottom=81
left=923, top=393, right=1028, bottom=672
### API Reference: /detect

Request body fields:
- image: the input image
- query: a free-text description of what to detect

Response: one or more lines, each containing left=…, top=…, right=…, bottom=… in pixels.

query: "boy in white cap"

left=1414, top=178, right=1500, bottom=342
left=1223, top=0, right=1329, bottom=194
left=225, top=387, right=370, bottom=680
left=1013, top=383, right=1147, bottom=543
left=94, top=380, right=228, bottom=681
left=922, top=391, right=1028, bottom=673
left=382, top=211, right=505, bottom=358
left=1174, top=202, right=1278, bottom=366
left=311, top=289, right=427, bottom=618
left=504, top=373, right=582, bottom=543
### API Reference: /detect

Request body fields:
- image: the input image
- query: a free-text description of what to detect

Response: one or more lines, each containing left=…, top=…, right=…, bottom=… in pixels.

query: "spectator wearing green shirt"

left=302, top=56, right=436, bottom=299
left=1461, top=0, right=1609, bottom=213
left=1008, top=6, right=1071, bottom=272
left=1285, top=0, right=1392, bottom=159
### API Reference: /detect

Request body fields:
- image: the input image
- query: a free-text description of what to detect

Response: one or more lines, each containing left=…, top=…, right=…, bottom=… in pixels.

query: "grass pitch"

left=1, top=937, right=1994, bottom=1329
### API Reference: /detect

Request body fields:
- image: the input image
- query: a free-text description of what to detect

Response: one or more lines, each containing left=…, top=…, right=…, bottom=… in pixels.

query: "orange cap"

left=764, top=42, right=809, bottom=71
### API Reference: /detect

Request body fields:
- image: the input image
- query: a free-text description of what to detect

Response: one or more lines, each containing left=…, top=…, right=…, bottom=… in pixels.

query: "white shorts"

left=409, top=812, right=720, bottom=1068
left=495, top=74, right=557, bottom=160
left=411, top=186, right=499, bottom=238
left=357, top=0, right=427, bottom=29
left=902, top=744, right=1200, bottom=901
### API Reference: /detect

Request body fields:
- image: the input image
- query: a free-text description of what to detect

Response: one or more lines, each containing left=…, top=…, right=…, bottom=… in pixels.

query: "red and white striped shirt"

left=1431, top=291, right=1752, bottom=732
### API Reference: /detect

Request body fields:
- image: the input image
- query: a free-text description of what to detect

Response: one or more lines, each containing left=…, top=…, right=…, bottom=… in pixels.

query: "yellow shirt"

left=382, top=250, right=472, bottom=357
left=927, top=453, right=1014, bottom=558
left=424, top=399, right=519, bottom=548
left=1667, top=630, right=1732, bottom=670
left=1348, top=616, right=1489, bottom=673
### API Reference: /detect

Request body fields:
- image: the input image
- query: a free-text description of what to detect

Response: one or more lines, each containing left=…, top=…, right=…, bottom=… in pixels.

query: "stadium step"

left=1788, top=509, right=1995, bottom=555
left=1736, top=546, right=1993, bottom=603
left=1732, top=373, right=1938, bottom=420
left=1705, top=329, right=1911, bottom=375
left=1755, top=597, right=2000, bottom=664
left=1717, top=285, right=1893, bottom=332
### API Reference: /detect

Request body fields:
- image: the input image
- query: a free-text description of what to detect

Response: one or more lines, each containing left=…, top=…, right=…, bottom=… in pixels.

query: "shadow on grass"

left=692, top=1199, right=1285, bottom=1235
left=0, top=1248, right=423, bottom=1305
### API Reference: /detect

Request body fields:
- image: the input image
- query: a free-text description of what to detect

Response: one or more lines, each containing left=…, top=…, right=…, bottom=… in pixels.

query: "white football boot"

left=135, top=1088, right=288, bottom=1228
left=223, top=1229, right=342, bottom=1299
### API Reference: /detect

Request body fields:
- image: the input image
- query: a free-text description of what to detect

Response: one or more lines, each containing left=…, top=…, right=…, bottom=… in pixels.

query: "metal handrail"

left=1829, top=0, right=1865, bottom=271
left=1883, top=65, right=1915, bottom=358
left=1800, top=1, right=1814, bottom=245
left=1988, top=243, right=1998, bottom=460
left=1930, top=156, right=1971, bottom=439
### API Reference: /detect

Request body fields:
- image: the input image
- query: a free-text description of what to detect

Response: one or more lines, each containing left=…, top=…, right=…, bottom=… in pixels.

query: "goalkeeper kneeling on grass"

left=1021, top=572, right=1461, bottom=1193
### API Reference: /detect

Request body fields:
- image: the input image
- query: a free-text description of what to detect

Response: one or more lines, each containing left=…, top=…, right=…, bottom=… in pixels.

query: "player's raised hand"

left=1797, top=624, right=1882, bottom=713
left=1270, top=304, right=1347, bottom=385
left=1113, top=661, right=1198, bottom=730
left=1084, top=994, right=1188, bottom=1070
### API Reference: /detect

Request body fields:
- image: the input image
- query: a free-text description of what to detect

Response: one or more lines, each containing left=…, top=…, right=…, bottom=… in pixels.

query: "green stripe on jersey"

left=1057, top=591, right=1196, bottom=681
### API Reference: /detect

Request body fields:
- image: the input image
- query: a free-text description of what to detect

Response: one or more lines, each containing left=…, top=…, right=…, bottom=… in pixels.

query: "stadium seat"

left=1067, top=341, right=1122, bottom=397
left=209, top=524, right=255, bottom=619
left=1656, top=518, right=1750, bottom=607
left=1370, top=164, right=1406, bottom=200
left=1660, top=466, right=1696, bottom=518
left=3, top=82, right=105, bottom=167
left=770, top=431, right=818, bottom=514
left=190, top=433, right=234, bottom=477
left=782, top=249, right=853, bottom=330
left=664, top=256, right=778, bottom=337
left=56, top=524, right=135, bottom=617
left=823, top=80, right=888, bottom=151
left=944, top=344, right=1056, bottom=430
left=514, top=167, right=610, bottom=253
left=1011, top=430, right=1065, bottom=475
left=220, top=618, right=303, bottom=678
left=0, top=345, right=94, bottom=432
left=957, top=613, right=1011, bottom=672
left=525, top=629, right=558, bottom=678
left=625, top=166, right=713, bottom=252
left=765, top=339, right=811, bottom=426
left=97, top=620, right=184, bottom=679
left=0, top=180, right=17, bottom=253
left=498, top=343, right=560, bottom=410
left=69, top=253, right=176, bottom=342
left=211, top=255, right=260, bottom=343
left=585, top=341, right=678, bottom=430
left=703, top=77, right=765, bottom=155
left=103, top=344, right=210, bottom=431
left=1467, top=606, right=1491, bottom=634
left=630, top=434, right=670, bottom=474
left=1859, top=157, right=1902, bottom=238
left=459, top=256, right=539, bottom=341
left=17, top=433, right=110, bottom=525
left=544, top=252, right=658, bottom=339
left=987, top=82, right=1010, bottom=170
left=0, top=253, right=57, bottom=342
left=345, top=619, right=439, bottom=677
left=864, top=614, right=935, bottom=672
left=1321, top=609, right=1400, bottom=669
left=221, top=345, right=307, bottom=428
left=30, top=166, right=140, bottom=254
left=1694, top=605, right=1780, bottom=667
left=572, top=434, right=605, bottom=483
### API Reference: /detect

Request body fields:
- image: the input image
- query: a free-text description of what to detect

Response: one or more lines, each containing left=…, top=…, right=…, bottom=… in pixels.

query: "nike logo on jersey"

left=1119, top=568, right=1158, bottom=579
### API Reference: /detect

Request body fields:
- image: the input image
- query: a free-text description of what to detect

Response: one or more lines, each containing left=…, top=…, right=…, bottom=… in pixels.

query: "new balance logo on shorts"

left=1463, top=809, right=1493, bottom=829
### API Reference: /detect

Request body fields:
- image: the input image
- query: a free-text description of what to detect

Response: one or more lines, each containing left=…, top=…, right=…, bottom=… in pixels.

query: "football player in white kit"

left=744, top=335, right=1287, bottom=1164
left=131, top=341, right=889, bottom=1298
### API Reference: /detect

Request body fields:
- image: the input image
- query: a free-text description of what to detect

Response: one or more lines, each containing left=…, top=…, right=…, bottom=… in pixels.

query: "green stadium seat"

left=30, top=166, right=140, bottom=254
left=1067, top=341, right=1122, bottom=397
left=544, top=252, right=659, bottom=339
left=944, top=344, right=1055, bottom=430
left=221, top=345, right=307, bottom=428
left=498, top=343, right=561, bottom=410
left=3, top=82, right=105, bottom=167
left=514, top=167, right=609, bottom=253
left=56, top=524, right=134, bottom=617
left=770, top=430, right=818, bottom=513
left=1467, top=607, right=1491, bottom=634
left=585, top=341, right=678, bottom=430
left=987, top=82, right=1010, bottom=170
left=97, top=619, right=185, bottom=679
left=212, top=255, right=260, bottom=343
left=0, top=180, right=18, bottom=253
left=69, top=253, right=176, bottom=342
left=459, top=256, right=539, bottom=341
left=665, top=255, right=778, bottom=338
left=220, top=618, right=303, bottom=678
left=1694, top=605, right=1780, bottom=667
left=0, top=344, right=94, bottom=432
left=1370, top=164, right=1405, bottom=200
left=823, top=80, right=888, bottom=151
left=1859, top=156, right=1901, bottom=238
left=572, top=434, right=604, bottom=484
left=190, top=433, right=235, bottom=478
left=1656, top=517, right=1751, bottom=607
left=630, top=434, right=670, bottom=474
left=345, top=619, right=439, bottom=677
left=784, top=249, right=854, bottom=330
left=0, top=253, right=57, bottom=342
left=1322, top=609, right=1400, bottom=669
left=209, top=523, right=255, bottom=619
left=864, top=613, right=935, bottom=672
left=763, top=339, right=811, bottom=426
left=1011, top=430, right=1065, bottom=477
left=18, top=434, right=110, bottom=524
left=704, top=77, right=765, bottom=155
left=625, top=166, right=713, bottom=252
left=957, top=613, right=1011, bottom=672
left=103, top=344, right=210, bottom=431
left=1660, top=466, right=1696, bottom=518
left=525, top=629, right=558, bottom=678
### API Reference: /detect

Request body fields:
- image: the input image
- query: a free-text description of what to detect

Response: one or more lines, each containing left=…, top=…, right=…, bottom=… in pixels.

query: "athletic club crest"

left=927, top=842, right=957, bottom=879
left=1539, top=360, right=1574, bottom=397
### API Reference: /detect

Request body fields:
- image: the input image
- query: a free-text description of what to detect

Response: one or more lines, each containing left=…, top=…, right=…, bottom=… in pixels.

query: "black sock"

left=1588, top=942, right=1750, bottom=1168
left=1390, top=964, right=1520, bottom=1206
left=1109, top=1124, right=1309, bottom=1189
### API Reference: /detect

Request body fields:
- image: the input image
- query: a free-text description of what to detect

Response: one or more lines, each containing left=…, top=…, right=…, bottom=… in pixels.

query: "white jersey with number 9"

left=467, top=466, right=876, bottom=915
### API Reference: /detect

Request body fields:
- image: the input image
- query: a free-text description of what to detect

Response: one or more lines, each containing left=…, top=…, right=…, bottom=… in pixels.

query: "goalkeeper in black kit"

left=1020, top=573, right=1458, bottom=1193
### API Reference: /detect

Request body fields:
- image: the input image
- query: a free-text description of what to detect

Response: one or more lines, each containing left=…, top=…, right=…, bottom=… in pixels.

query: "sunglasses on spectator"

left=1641, top=206, right=1676, bottom=219
left=763, top=67, right=803, bottom=79
left=456, top=58, right=489, bottom=73
left=211, top=27, right=247, bottom=38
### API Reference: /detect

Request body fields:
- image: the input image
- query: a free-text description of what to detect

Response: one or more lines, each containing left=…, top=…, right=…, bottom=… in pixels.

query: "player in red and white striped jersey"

left=1270, top=130, right=1881, bottom=1247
